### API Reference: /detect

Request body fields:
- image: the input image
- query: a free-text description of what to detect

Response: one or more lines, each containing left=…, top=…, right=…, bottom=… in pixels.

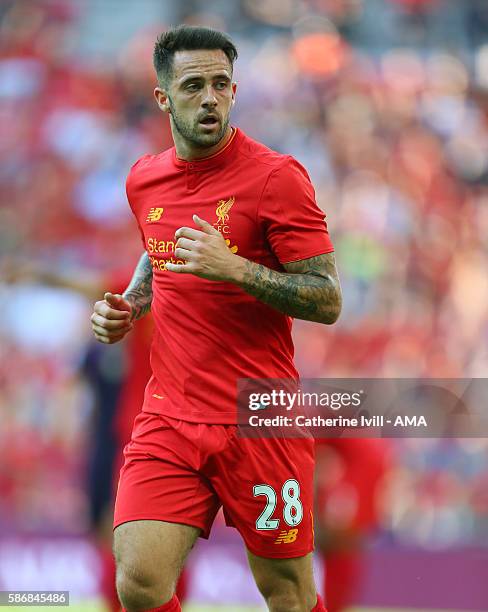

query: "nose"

left=202, top=84, right=217, bottom=108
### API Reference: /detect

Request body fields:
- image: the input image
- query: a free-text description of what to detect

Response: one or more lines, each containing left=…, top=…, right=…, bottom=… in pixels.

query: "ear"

left=154, top=87, right=170, bottom=113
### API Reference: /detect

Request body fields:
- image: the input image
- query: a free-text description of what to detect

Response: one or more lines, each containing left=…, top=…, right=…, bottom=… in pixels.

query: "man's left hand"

left=166, top=215, right=241, bottom=281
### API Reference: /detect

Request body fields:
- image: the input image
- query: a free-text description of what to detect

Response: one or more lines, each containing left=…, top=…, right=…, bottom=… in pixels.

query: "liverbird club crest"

left=214, top=196, right=235, bottom=234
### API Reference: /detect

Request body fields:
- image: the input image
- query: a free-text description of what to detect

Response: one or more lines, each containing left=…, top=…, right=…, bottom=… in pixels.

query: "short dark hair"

left=153, top=25, right=238, bottom=87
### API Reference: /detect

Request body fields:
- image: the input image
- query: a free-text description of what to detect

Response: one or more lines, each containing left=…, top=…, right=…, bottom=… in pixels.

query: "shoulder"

left=126, top=149, right=174, bottom=188
left=237, top=131, right=311, bottom=182
left=237, top=130, right=288, bottom=170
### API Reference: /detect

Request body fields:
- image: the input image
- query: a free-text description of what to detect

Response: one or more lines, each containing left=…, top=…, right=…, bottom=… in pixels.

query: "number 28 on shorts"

left=253, top=479, right=303, bottom=530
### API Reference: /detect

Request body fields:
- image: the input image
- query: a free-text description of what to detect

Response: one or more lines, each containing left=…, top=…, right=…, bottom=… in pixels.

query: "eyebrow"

left=179, top=73, right=231, bottom=86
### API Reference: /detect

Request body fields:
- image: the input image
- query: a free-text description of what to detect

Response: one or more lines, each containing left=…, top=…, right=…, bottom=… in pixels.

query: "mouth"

left=198, top=115, right=220, bottom=129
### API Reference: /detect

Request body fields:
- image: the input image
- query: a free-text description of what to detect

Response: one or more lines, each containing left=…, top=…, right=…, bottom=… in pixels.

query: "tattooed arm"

left=236, top=252, right=342, bottom=324
left=90, top=252, right=153, bottom=344
left=123, top=251, right=153, bottom=320
left=168, top=216, right=341, bottom=325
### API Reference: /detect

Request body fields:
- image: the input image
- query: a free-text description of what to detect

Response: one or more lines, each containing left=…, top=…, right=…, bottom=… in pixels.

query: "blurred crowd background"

left=1, top=0, right=488, bottom=610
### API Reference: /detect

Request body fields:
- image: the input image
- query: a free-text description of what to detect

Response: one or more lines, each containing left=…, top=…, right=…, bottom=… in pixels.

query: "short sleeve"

left=258, top=156, right=334, bottom=264
left=126, top=156, right=150, bottom=250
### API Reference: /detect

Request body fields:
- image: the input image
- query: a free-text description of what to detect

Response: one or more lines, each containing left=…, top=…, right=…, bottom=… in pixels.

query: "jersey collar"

left=172, top=127, right=241, bottom=172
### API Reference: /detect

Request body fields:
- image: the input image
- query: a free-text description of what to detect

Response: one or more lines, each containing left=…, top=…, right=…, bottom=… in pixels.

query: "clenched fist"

left=91, top=292, right=133, bottom=344
left=166, top=214, right=243, bottom=282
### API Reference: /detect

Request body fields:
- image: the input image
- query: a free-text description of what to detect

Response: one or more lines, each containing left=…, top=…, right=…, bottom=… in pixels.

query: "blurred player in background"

left=91, top=25, right=341, bottom=612
left=315, top=439, right=391, bottom=612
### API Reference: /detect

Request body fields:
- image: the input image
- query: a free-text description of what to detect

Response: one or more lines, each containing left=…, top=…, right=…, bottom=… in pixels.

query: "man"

left=91, top=25, right=342, bottom=612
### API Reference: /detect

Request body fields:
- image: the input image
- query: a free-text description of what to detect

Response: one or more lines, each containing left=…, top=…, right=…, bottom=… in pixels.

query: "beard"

left=168, top=95, right=230, bottom=148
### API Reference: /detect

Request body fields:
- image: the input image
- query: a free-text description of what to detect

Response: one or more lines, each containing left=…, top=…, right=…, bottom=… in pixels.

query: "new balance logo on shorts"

left=274, top=528, right=299, bottom=544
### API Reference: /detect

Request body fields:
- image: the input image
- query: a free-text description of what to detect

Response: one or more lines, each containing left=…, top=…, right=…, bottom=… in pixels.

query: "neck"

left=173, top=125, right=234, bottom=161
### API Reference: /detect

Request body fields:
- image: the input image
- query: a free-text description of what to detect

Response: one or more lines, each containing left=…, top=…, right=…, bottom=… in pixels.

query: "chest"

left=137, top=168, right=268, bottom=263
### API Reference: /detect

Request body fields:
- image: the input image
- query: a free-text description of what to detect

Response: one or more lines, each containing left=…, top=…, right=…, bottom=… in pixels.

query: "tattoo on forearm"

left=123, top=252, right=153, bottom=320
left=239, top=253, right=342, bottom=324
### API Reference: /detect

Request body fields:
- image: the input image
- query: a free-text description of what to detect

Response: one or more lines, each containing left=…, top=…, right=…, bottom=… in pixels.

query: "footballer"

left=91, top=25, right=342, bottom=612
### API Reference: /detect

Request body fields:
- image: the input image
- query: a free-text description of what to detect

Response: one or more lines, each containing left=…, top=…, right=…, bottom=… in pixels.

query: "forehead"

left=172, top=49, right=232, bottom=80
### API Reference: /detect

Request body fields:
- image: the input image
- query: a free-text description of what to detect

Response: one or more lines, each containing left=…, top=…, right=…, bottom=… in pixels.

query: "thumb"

left=193, top=214, right=219, bottom=235
left=104, top=292, right=131, bottom=313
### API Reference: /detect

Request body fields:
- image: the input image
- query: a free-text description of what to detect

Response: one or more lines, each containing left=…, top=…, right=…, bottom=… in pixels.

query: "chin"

left=196, top=133, right=224, bottom=147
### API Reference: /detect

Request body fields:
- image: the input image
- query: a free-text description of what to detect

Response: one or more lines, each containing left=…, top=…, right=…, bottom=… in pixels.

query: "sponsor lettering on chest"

left=145, top=196, right=239, bottom=272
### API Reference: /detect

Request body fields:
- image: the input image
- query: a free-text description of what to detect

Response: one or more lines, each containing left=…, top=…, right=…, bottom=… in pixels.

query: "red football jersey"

left=126, top=127, right=334, bottom=423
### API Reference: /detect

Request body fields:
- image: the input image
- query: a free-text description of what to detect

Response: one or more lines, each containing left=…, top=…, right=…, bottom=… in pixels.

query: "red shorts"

left=114, top=411, right=315, bottom=558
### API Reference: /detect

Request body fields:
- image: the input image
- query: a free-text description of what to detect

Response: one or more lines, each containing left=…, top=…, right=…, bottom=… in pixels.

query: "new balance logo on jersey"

left=274, top=529, right=298, bottom=544
left=146, top=207, right=164, bottom=222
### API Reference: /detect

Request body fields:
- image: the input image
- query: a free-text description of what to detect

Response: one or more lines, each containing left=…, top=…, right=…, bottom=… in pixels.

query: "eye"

left=215, top=81, right=228, bottom=90
left=185, top=83, right=199, bottom=92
